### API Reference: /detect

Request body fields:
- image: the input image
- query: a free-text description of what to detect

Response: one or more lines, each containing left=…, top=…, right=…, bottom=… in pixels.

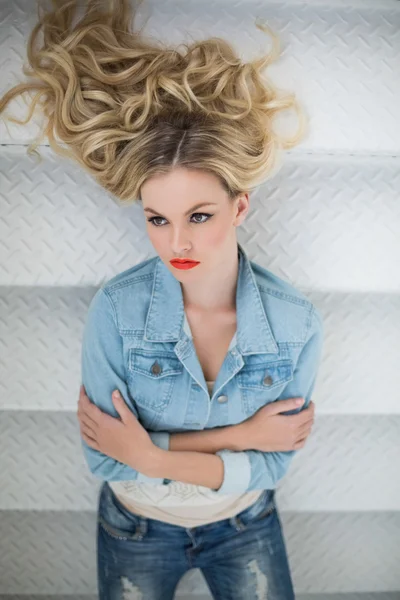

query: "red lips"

left=170, top=258, right=200, bottom=270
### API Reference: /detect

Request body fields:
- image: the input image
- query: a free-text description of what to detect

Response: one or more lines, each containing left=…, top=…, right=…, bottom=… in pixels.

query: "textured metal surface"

left=0, top=0, right=399, bottom=597
left=0, top=510, right=399, bottom=595
left=1, top=411, right=400, bottom=513
left=1, top=150, right=399, bottom=291
left=1, top=280, right=400, bottom=417
left=1, top=0, right=400, bottom=154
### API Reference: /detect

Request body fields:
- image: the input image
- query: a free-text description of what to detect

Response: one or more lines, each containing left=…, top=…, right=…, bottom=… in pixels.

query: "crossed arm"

left=80, top=288, right=323, bottom=495
left=149, top=426, right=244, bottom=490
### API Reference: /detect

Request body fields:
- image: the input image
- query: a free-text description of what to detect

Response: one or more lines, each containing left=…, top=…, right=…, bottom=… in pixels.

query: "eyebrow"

left=143, top=202, right=218, bottom=218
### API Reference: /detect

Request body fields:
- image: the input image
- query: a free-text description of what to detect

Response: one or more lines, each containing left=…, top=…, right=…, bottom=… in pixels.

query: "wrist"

left=169, top=425, right=244, bottom=453
left=141, top=445, right=168, bottom=478
left=206, top=424, right=246, bottom=452
left=231, top=422, right=249, bottom=451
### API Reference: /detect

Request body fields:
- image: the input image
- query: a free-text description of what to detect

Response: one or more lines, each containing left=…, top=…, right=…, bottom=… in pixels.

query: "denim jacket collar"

left=143, top=242, right=278, bottom=357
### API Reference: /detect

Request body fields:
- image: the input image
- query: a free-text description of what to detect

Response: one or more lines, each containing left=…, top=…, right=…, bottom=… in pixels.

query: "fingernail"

left=295, top=398, right=304, bottom=405
left=113, top=391, right=120, bottom=398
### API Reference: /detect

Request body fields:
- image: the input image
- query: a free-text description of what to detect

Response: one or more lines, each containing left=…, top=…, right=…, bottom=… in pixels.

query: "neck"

left=180, top=241, right=239, bottom=313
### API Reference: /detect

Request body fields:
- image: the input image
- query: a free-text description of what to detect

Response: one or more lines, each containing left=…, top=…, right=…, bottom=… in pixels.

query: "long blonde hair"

left=0, top=0, right=306, bottom=205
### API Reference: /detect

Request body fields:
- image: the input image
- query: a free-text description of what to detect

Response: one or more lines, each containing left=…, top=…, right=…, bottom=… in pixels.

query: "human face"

left=140, top=167, right=248, bottom=279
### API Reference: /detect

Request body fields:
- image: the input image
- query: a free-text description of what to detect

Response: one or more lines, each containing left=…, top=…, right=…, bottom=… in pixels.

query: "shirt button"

left=217, top=395, right=228, bottom=403
left=263, top=375, right=273, bottom=386
left=151, top=361, right=162, bottom=375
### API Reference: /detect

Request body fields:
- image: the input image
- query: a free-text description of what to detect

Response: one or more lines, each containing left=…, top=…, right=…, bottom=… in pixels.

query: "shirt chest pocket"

left=127, top=350, right=183, bottom=428
left=238, top=358, right=294, bottom=416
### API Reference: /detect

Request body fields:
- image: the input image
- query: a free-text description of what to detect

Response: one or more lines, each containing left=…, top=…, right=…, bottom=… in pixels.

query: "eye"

left=191, top=212, right=213, bottom=224
left=147, top=216, right=167, bottom=227
left=146, top=213, right=213, bottom=227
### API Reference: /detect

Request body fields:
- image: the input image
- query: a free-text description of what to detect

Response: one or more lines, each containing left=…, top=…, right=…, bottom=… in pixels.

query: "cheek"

left=146, top=225, right=165, bottom=251
left=203, top=220, right=232, bottom=248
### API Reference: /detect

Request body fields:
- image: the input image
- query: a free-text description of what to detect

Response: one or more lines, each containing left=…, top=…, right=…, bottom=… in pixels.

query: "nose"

left=170, top=227, right=191, bottom=255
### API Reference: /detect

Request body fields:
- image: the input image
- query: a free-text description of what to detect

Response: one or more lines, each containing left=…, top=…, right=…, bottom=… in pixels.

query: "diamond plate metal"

left=1, top=0, right=400, bottom=153
left=0, top=510, right=399, bottom=595
left=1, top=411, right=399, bottom=512
left=1, top=151, right=399, bottom=290
left=1, top=287, right=400, bottom=416
left=0, top=0, right=399, bottom=597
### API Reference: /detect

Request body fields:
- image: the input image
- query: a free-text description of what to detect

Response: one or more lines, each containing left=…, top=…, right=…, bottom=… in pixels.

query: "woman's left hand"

left=77, top=384, right=156, bottom=473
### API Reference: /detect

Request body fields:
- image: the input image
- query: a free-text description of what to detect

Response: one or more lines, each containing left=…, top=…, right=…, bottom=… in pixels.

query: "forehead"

left=141, top=167, right=226, bottom=203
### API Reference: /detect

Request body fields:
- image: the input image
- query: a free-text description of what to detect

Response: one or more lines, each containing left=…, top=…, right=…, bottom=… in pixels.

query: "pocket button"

left=151, top=361, right=162, bottom=375
left=263, top=375, right=273, bottom=386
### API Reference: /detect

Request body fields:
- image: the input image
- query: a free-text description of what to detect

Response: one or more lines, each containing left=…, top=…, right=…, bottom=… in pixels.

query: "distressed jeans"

left=97, top=481, right=295, bottom=599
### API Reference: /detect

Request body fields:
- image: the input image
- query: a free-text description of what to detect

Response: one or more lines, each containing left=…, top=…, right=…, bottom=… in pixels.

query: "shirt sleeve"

left=213, top=305, right=324, bottom=495
left=80, top=286, right=170, bottom=484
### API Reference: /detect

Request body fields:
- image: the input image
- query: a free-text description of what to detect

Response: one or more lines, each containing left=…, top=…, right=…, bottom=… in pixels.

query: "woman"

left=0, top=1, right=323, bottom=598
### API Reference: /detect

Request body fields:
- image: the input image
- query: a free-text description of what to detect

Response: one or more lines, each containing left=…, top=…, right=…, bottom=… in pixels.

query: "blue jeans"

left=97, top=481, right=295, bottom=599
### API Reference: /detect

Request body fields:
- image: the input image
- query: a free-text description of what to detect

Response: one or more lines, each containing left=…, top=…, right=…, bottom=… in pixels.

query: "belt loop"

left=134, top=517, right=148, bottom=540
left=230, top=514, right=246, bottom=531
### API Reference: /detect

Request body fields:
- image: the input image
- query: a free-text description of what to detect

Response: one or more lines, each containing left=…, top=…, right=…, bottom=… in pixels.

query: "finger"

left=305, top=401, right=315, bottom=415
left=296, top=422, right=313, bottom=439
left=79, top=396, right=103, bottom=422
left=77, top=408, right=98, bottom=429
left=79, top=386, right=93, bottom=404
left=300, top=416, right=314, bottom=429
left=79, top=384, right=88, bottom=402
left=79, top=389, right=91, bottom=405
left=77, top=400, right=97, bottom=422
left=293, top=436, right=307, bottom=450
left=81, top=430, right=100, bottom=450
left=298, top=413, right=314, bottom=427
left=111, top=390, right=132, bottom=423
left=295, top=408, right=314, bottom=426
left=297, top=401, right=314, bottom=417
left=80, top=422, right=97, bottom=440
left=273, top=397, right=305, bottom=414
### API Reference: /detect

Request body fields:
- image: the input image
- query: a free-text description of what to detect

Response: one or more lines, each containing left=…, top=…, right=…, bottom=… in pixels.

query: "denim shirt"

left=80, top=242, right=324, bottom=495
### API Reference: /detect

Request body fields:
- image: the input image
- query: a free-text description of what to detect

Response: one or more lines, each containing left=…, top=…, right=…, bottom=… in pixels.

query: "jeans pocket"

left=256, top=499, right=276, bottom=520
left=237, top=489, right=276, bottom=527
left=98, top=483, right=145, bottom=542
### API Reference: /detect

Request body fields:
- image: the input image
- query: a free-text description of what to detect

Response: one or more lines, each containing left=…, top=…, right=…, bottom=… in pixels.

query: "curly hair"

left=0, top=0, right=306, bottom=205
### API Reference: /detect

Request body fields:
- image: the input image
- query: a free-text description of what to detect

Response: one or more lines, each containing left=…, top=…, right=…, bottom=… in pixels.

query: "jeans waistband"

left=102, top=482, right=275, bottom=534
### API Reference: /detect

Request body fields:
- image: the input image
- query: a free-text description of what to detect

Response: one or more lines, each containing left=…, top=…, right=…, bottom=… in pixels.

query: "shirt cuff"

left=136, top=471, right=165, bottom=484
left=214, top=449, right=252, bottom=494
left=148, top=431, right=170, bottom=451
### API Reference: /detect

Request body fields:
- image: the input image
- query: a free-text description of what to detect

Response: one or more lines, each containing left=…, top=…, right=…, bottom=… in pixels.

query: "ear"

left=233, top=193, right=250, bottom=226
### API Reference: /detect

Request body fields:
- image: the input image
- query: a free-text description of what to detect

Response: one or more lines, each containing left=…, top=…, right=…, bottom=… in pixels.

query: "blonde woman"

left=1, top=1, right=323, bottom=598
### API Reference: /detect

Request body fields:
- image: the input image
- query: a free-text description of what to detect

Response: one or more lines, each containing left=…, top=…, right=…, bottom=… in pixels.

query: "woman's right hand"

left=237, top=398, right=315, bottom=452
